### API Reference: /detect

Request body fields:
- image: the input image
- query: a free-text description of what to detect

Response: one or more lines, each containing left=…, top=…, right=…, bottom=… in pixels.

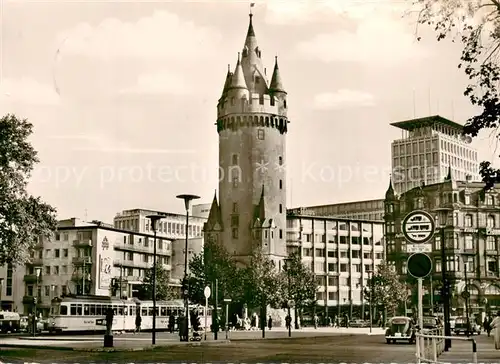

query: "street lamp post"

left=436, top=208, right=452, bottom=351
left=33, top=267, right=41, bottom=337
left=177, top=194, right=200, bottom=341
left=367, top=270, right=373, bottom=334
left=461, top=255, right=471, bottom=337
left=0, top=278, right=4, bottom=311
left=146, top=214, right=164, bottom=346
left=284, top=258, right=292, bottom=338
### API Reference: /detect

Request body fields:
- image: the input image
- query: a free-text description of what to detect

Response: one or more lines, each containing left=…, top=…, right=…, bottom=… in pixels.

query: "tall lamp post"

left=284, top=258, right=292, bottom=338
left=146, top=214, right=164, bottom=346
left=0, top=277, right=4, bottom=311
left=461, top=255, right=471, bottom=336
left=367, top=270, right=373, bottom=334
left=177, top=194, right=200, bottom=341
left=436, top=208, right=452, bottom=351
left=33, top=267, right=42, bottom=337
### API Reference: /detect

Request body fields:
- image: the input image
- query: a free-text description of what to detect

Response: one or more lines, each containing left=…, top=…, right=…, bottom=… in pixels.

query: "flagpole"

left=250, top=2, right=255, bottom=15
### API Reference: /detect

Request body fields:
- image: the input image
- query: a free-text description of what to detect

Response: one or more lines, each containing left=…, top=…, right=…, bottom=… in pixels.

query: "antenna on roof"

left=84, top=209, right=88, bottom=221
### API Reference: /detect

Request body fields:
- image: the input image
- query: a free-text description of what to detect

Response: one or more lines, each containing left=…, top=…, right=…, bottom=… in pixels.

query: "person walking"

left=267, top=315, right=272, bottom=330
left=484, top=316, right=491, bottom=337
left=490, top=311, right=500, bottom=349
left=135, top=313, right=142, bottom=333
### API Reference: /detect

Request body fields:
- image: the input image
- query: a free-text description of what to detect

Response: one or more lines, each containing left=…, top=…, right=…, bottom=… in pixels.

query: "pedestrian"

left=313, top=314, right=318, bottom=329
left=267, top=315, right=272, bottom=330
left=135, top=313, right=142, bottom=333
left=484, top=316, right=491, bottom=337
left=168, top=314, right=175, bottom=333
left=490, top=311, right=500, bottom=349
left=285, top=315, right=291, bottom=330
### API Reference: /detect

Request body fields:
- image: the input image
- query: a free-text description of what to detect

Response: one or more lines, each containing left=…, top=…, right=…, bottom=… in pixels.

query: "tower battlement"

left=217, top=92, right=287, bottom=119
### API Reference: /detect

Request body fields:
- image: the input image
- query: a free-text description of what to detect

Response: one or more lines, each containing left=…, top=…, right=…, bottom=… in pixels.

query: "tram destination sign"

left=402, top=210, right=436, bottom=245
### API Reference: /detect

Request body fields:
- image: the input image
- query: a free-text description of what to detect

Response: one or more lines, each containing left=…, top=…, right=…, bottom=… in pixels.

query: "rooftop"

left=390, top=115, right=464, bottom=131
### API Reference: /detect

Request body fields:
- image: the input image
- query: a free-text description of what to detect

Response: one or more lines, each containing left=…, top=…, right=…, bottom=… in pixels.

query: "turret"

left=385, top=176, right=396, bottom=201
left=241, top=13, right=268, bottom=94
left=269, top=56, right=286, bottom=94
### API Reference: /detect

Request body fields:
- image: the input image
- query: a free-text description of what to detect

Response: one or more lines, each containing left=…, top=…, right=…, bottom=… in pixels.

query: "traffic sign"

left=406, top=244, right=432, bottom=253
left=461, top=291, right=470, bottom=299
left=204, top=286, right=211, bottom=299
left=407, top=253, right=433, bottom=278
left=402, top=210, right=436, bottom=244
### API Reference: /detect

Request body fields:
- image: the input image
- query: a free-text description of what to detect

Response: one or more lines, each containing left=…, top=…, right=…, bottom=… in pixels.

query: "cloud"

left=57, top=10, right=222, bottom=61
left=312, top=89, right=375, bottom=110
left=0, top=77, right=60, bottom=106
left=295, top=15, right=428, bottom=65
left=119, top=69, right=190, bottom=95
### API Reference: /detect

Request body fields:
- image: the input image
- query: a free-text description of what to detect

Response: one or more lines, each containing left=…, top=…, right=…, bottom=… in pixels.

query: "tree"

left=137, top=264, right=177, bottom=300
left=239, top=249, right=284, bottom=309
left=0, top=114, right=58, bottom=265
left=187, top=237, right=240, bottom=305
left=281, top=251, right=318, bottom=311
left=410, top=0, right=500, bottom=188
left=363, top=261, right=408, bottom=317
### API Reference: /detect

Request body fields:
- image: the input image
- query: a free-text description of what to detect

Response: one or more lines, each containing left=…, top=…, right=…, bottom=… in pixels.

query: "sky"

left=0, top=0, right=496, bottom=222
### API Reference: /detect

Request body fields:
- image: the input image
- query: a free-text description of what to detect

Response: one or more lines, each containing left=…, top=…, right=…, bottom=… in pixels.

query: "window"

left=465, top=236, right=474, bottom=250
left=279, top=204, right=282, bottom=213
left=315, top=248, right=325, bottom=257
left=465, top=194, right=471, bottom=205
left=465, top=214, right=473, bottom=227
left=340, top=264, right=348, bottom=272
left=232, top=202, right=238, bottom=213
left=257, top=129, right=265, bottom=140
left=487, top=236, right=497, bottom=251
left=327, top=251, right=336, bottom=258
left=279, top=156, right=283, bottom=165
left=45, top=266, right=51, bottom=275
left=63, top=249, right=68, bottom=257
left=435, top=259, right=442, bottom=273
left=488, top=215, right=496, bottom=228
left=487, top=260, right=498, bottom=274
left=279, top=180, right=283, bottom=189
left=486, top=195, right=494, bottom=205
left=232, top=228, right=238, bottom=239
left=55, top=249, right=60, bottom=258
left=464, top=256, right=475, bottom=272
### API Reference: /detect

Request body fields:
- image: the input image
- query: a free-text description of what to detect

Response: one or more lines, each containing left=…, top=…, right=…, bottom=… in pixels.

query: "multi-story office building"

left=391, top=115, right=480, bottom=195
left=114, top=208, right=206, bottom=239
left=290, top=199, right=385, bottom=222
left=384, top=174, right=500, bottom=315
left=0, top=218, right=173, bottom=316
left=286, top=214, right=384, bottom=319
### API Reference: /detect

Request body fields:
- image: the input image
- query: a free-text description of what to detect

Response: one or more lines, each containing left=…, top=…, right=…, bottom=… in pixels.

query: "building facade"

left=391, top=115, right=480, bottom=195
left=289, top=199, right=385, bottom=222
left=205, top=13, right=288, bottom=266
left=286, top=214, right=384, bottom=319
left=384, top=174, right=500, bottom=315
left=0, top=218, right=173, bottom=316
left=114, top=208, right=206, bottom=240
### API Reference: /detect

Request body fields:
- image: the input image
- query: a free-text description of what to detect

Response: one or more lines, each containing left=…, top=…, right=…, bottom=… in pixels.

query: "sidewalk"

left=430, top=335, right=500, bottom=363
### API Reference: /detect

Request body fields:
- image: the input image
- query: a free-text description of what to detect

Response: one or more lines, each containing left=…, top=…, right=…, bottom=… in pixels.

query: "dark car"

left=422, top=316, right=442, bottom=331
left=385, top=316, right=416, bottom=344
left=454, top=317, right=481, bottom=335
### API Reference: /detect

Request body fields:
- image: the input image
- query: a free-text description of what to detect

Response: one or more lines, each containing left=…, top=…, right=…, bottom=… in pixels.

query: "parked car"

left=385, top=316, right=416, bottom=344
left=422, top=316, right=442, bottom=331
left=454, top=316, right=481, bottom=335
left=349, top=319, right=369, bottom=328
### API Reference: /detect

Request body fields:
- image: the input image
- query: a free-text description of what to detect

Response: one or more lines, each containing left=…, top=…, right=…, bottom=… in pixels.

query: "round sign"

left=407, top=253, right=432, bottom=278
left=402, top=210, right=436, bottom=244
left=461, top=291, right=470, bottom=299
left=204, top=286, right=211, bottom=298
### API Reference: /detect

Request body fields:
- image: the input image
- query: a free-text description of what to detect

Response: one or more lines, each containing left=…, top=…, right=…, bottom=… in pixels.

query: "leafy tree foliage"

left=137, top=264, right=177, bottom=300
left=239, top=249, right=284, bottom=309
left=187, top=237, right=241, bottom=305
left=281, top=251, right=318, bottom=309
left=0, top=114, right=57, bottom=265
left=410, top=0, right=500, bottom=188
left=363, top=261, right=408, bottom=316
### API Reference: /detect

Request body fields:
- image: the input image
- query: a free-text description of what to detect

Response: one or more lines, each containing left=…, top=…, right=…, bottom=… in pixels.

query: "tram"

left=48, top=295, right=212, bottom=333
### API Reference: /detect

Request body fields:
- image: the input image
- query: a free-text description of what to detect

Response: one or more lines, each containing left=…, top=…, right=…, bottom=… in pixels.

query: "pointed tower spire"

left=229, top=53, right=247, bottom=90
left=247, top=12, right=255, bottom=37
left=270, top=56, right=286, bottom=94
left=220, top=64, right=232, bottom=97
left=206, top=190, right=223, bottom=228
left=445, top=166, right=453, bottom=181
left=385, top=175, right=396, bottom=200
left=241, top=12, right=267, bottom=90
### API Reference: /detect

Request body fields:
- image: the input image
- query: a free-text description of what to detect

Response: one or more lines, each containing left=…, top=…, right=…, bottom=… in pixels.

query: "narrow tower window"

left=257, top=129, right=265, bottom=140
left=279, top=204, right=282, bottom=213
left=279, top=180, right=283, bottom=189
left=279, top=229, right=283, bottom=239
left=232, top=154, right=239, bottom=165
left=279, top=156, right=283, bottom=165
left=232, top=202, right=238, bottom=213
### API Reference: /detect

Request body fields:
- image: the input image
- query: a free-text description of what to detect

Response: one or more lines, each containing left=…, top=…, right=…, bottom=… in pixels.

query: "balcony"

left=73, top=239, right=92, bottom=247
left=115, top=242, right=171, bottom=255
left=23, top=274, right=42, bottom=284
left=114, top=259, right=151, bottom=269
left=26, top=258, right=43, bottom=266
left=72, top=256, right=92, bottom=265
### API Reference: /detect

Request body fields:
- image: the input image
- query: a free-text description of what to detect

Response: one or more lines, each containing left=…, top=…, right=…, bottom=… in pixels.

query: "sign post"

left=204, top=286, right=211, bottom=341
left=402, top=210, right=436, bottom=253
left=224, top=298, right=232, bottom=340
left=407, top=252, right=433, bottom=355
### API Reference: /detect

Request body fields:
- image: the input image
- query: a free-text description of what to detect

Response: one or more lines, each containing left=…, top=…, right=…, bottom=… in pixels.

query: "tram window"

left=148, top=307, right=153, bottom=316
left=167, top=308, right=172, bottom=316
left=60, top=305, right=68, bottom=315
left=142, top=308, right=148, bottom=316
left=118, top=306, right=124, bottom=315
left=112, top=305, right=117, bottom=315
left=84, top=304, right=90, bottom=316
left=160, top=307, right=167, bottom=316
left=77, top=304, right=82, bottom=316
left=129, top=307, right=133, bottom=316
left=70, top=304, right=77, bottom=315
left=89, top=304, right=96, bottom=315
left=96, top=305, right=102, bottom=315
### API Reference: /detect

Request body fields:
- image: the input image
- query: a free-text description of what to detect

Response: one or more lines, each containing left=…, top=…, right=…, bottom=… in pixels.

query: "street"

left=0, top=329, right=418, bottom=363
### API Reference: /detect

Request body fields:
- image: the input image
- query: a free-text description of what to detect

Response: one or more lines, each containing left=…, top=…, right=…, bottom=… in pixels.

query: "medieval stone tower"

left=204, top=12, right=288, bottom=267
